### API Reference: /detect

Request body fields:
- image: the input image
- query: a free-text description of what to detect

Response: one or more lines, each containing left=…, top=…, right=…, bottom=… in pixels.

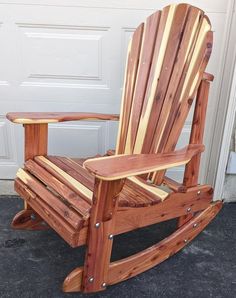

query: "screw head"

left=193, top=223, right=198, bottom=228
left=30, top=213, right=36, bottom=221
left=184, top=239, right=188, bottom=243
left=108, top=234, right=113, bottom=240
left=101, top=282, right=106, bottom=288
left=187, top=207, right=191, bottom=212
left=95, top=222, right=100, bottom=228
left=88, top=277, right=94, bottom=283
left=197, top=190, right=201, bottom=195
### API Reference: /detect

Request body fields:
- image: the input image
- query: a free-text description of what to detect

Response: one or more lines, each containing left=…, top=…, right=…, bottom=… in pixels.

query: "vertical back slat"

left=116, top=24, right=144, bottom=154
left=133, top=4, right=175, bottom=154
left=141, top=4, right=191, bottom=154
left=165, top=30, right=213, bottom=151
left=147, top=7, right=204, bottom=156
left=124, top=11, right=161, bottom=154
left=153, top=28, right=213, bottom=183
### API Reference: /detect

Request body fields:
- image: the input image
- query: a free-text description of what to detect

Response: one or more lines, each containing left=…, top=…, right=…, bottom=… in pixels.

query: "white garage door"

left=0, top=0, right=234, bottom=183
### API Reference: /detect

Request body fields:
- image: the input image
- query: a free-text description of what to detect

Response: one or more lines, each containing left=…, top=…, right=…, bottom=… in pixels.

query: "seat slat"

left=47, top=156, right=94, bottom=191
left=33, top=156, right=165, bottom=208
left=15, top=178, right=81, bottom=247
left=24, top=159, right=90, bottom=218
left=34, top=156, right=93, bottom=203
left=16, top=168, right=83, bottom=229
left=121, top=183, right=154, bottom=207
left=120, top=178, right=164, bottom=207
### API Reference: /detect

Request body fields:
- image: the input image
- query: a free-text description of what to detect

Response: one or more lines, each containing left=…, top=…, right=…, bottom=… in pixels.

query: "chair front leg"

left=24, top=123, right=48, bottom=209
left=82, top=178, right=124, bottom=293
left=11, top=124, right=48, bottom=229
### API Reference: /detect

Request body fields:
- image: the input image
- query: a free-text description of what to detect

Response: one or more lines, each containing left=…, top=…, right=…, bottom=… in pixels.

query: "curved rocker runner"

left=6, top=3, right=222, bottom=293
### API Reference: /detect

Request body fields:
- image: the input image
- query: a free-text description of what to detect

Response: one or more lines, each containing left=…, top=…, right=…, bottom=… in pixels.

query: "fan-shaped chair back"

left=116, top=3, right=212, bottom=184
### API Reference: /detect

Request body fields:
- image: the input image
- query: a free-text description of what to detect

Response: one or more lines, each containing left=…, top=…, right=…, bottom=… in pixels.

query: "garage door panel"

left=17, top=24, right=109, bottom=89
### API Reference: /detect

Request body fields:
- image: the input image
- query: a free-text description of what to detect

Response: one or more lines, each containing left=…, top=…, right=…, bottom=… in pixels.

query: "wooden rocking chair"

left=6, top=3, right=222, bottom=293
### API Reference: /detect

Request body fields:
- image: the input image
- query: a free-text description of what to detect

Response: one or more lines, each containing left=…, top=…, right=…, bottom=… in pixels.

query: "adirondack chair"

left=6, top=3, right=222, bottom=293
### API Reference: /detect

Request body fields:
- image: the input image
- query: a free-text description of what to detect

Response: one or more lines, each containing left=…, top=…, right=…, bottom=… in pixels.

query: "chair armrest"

left=6, top=112, right=119, bottom=124
left=84, top=144, right=204, bottom=181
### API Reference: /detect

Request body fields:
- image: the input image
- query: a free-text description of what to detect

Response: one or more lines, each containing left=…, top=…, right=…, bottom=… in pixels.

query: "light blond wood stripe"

left=16, top=168, right=31, bottom=185
left=13, top=118, right=59, bottom=124
left=128, top=177, right=168, bottom=200
left=13, top=117, right=116, bottom=124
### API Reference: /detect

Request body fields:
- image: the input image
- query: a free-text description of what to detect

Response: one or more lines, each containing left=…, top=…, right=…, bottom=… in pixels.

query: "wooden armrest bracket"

left=203, top=72, right=214, bottom=82
left=24, top=124, right=48, bottom=161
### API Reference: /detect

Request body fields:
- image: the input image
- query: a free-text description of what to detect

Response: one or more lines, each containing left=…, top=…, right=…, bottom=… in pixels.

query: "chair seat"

left=15, top=155, right=169, bottom=247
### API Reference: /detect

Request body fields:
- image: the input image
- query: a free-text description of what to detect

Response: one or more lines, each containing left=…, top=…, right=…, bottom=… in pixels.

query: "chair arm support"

left=84, top=144, right=205, bottom=181
left=203, top=72, right=214, bottom=82
left=6, top=112, right=119, bottom=124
